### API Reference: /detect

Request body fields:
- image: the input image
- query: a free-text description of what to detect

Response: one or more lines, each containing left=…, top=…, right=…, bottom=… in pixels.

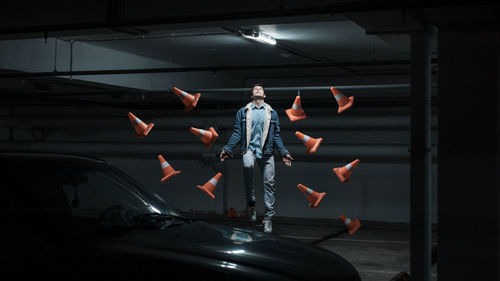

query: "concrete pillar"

left=410, top=27, right=433, bottom=281
left=438, top=28, right=499, bottom=281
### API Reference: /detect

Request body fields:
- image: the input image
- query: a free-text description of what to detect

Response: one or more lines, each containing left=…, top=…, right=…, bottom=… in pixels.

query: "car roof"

left=0, top=150, right=106, bottom=164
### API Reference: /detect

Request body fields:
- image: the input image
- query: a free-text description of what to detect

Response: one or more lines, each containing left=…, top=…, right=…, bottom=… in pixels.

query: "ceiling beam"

left=0, top=59, right=438, bottom=78
left=0, top=1, right=493, bottom=39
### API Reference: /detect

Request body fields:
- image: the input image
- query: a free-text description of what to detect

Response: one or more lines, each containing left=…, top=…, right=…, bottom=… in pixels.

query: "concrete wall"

left=1, top=101, right=438, bottom=223
left=0, top=38, right=438, bottom=223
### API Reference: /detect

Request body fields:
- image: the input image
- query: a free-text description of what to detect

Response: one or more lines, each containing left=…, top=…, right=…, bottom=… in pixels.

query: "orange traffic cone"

left=197, top=172, right=222, bottom=199
left=297, top=184, right=327, bottom=208
left=330, top=86, right=354, bottom=114
left=190, top=127, right=219, bottom=149
left=227, top=207, right=245, bottom=219
left=227, top=207, right=238, bottom=219
left=157, top=154, right=181, bottom=182
left=172, top=86, right=201, bottom=112
left=295, top=131, right=323, bottom=154
left=339, top=214, right=361, bottom=235
left=285, top=95, right=307, bottom=122
left=127, top=112, right=154, bottom=139
left=333, top=159, right=360, bottom=183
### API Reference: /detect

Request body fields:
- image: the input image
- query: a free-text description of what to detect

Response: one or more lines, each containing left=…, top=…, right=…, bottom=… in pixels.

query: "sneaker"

left=247, top=206, right=256, bottom=222
left=263, top=218, right=272, bottom=233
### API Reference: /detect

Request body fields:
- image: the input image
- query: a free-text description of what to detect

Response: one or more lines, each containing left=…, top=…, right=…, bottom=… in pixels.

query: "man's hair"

left=251, top=83, right=265, bottom=94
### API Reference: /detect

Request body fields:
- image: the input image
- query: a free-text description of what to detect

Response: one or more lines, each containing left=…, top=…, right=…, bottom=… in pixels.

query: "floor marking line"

left=281, top=235, right=409, bottom=244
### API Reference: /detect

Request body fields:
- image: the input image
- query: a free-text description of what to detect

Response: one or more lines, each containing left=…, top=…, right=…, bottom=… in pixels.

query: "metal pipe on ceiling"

left=59, top=32, right=231, bottom=43
left=1, top=83, right=433, bottom=98
left=0, top=59, right=438, bottom=78
left=191, top=84, right=412, bottom=92
left=215, top=83, right=435, bottom=92
left=0, top=84, right=421, bottom=95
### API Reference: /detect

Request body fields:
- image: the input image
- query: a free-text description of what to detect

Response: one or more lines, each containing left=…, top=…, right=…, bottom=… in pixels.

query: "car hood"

left=101, top=220, right=359, bottom=281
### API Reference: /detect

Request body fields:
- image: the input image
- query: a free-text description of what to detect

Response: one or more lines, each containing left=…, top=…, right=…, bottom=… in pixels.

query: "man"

left=220, top=84, right=294, bottom=233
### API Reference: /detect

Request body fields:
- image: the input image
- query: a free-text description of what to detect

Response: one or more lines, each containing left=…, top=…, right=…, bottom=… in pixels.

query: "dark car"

left=0, top=151, right=360, bottom=281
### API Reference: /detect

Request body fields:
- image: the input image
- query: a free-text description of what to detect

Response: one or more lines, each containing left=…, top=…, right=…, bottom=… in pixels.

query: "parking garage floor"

left=182, top=212, right=438, bottom=281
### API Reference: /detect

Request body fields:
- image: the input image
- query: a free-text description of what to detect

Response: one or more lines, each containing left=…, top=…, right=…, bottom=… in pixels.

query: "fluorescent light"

left=241, top=30, right=277, bottom=45
left=256, top=33, right=277, bottom=45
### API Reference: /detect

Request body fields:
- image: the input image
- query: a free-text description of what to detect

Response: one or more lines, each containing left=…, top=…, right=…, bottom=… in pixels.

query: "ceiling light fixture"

left=240, top=30, right=277, bottom=45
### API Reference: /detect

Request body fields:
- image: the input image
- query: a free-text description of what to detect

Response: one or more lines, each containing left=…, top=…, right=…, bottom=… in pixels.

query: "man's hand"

left=282, top=154, right=294, bottom=167
left=220, top=150, right=230, bottom=162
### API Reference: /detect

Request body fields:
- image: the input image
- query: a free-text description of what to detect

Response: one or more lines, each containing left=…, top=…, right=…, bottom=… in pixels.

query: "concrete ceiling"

left=59, top=18, right=412, bottom=68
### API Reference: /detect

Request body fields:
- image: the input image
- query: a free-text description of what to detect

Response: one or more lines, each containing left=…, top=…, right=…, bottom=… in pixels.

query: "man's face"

left=252, top=86, right=266, bottom=100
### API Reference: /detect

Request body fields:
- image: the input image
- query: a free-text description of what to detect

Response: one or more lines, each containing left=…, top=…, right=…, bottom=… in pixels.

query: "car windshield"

left=3, top=157, right=185, bottom=235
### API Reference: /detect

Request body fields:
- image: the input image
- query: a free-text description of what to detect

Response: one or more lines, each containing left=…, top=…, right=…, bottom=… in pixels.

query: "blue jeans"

left=242, top=150, right=276, bottom=219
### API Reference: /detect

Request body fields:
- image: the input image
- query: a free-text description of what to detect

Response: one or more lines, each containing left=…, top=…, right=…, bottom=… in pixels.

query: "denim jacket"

left=222, top=102, right=289, bottom=158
